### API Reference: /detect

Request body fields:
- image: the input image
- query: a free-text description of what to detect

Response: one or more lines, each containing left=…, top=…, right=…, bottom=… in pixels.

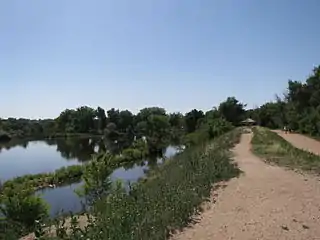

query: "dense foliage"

left=0, top=118, right=55, bottom=140
left=0, top=187, right=49, bottom=238
left=247, top=66, right=320, bottom=136
left=0, top=97, right=246, bottom=151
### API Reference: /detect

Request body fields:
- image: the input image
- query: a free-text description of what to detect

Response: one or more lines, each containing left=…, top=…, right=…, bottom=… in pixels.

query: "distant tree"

left=104, top=122, right=121, bottom=143
left=107, top=108, right=120, bottom=126
left=205, top=107, right=221, bottom=119
left=168, top=112, right=184, bottom=129
left=135, top=107, right=166, bottom=123
left=144, top=114, right=171, bottom=152
left=134, top=107, right=171, bottom=152
left=184, top=109, right=205, bottom=133
left=218, top=97, right=246, bottom=125
left=248, top=65, right=320, bottom=136
left=96, top=107, right=107, bottom=132
left=118, top=110, right=134, bottom=132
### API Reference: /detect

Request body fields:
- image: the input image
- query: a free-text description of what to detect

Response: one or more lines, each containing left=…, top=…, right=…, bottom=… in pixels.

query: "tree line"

left=2, top=65, right=319, bottom=144
left=247, top=65, right=320, bottom=136
left=0, top=98, right=247, bottom=150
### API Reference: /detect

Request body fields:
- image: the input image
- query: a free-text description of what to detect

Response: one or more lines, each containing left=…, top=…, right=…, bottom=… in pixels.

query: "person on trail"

left=283, top=125, right=288, bottom=134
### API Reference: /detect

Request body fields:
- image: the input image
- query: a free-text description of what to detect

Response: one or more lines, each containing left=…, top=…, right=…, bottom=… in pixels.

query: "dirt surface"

left=273, top=130, right=320, bottom=155
left=171, top=133, right=320, bottom=240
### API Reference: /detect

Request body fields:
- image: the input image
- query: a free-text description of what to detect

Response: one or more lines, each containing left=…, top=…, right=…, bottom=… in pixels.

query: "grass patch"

left=1, top=165, right=84, bottom=195
left=37, top=128, right=242, bottom=240
left=251, top=127, right=320, bottom=173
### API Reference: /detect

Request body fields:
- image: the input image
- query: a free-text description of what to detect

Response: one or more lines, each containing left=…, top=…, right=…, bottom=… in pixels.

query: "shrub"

left=0, top=187, right=49, bottom=236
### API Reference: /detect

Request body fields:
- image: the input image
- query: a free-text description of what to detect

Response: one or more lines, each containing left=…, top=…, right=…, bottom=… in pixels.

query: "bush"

left=0, top=187, right=49, bottom=236
left=183, top=118, right=233, bottom=147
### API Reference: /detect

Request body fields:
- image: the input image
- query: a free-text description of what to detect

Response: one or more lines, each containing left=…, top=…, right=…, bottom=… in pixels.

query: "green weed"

left=252, top=127, right=320, bottom=173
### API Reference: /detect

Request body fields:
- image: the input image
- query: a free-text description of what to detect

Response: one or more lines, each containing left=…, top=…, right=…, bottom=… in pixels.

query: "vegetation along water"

left=1, top=65, right=320, bottom=239
left=0, top=98, right=243, bottom=238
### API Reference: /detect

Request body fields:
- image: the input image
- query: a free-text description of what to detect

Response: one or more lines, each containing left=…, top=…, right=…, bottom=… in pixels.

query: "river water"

left=0, top=137, right=180, bottom=216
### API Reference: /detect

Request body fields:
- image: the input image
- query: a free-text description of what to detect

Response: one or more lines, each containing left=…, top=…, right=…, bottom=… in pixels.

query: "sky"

left=1, top=0, right=319, bottom=119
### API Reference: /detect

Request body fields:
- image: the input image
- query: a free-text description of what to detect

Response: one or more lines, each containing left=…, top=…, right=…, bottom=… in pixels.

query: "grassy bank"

left=37, top=128, right=242, bottom=240
left=1, top=165, right=84, bottom=194
left=0, top=148, right=149, bottom=239
left=0, top=138, right=154, bottom=238
left=251, top=127, right=320, bottom=173
left=1, top=139, right=149, bottom=195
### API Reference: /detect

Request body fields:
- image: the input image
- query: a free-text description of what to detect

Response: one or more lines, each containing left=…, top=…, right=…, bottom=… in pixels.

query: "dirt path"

left=273, top=130, right=320, bottom=155
left=172, top=133, right=320, bottom=240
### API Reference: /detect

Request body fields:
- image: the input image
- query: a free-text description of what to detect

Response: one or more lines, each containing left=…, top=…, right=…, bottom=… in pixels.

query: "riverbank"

left=0, top=139, right=149, bottom=195
left=23, top=128, right=243, bottom=239
left=0, top=145, right=150, bottom=238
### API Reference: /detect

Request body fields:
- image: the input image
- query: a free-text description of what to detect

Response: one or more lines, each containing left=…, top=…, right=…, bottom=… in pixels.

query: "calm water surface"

left=0, top=138, right=180, bottom=216
left=0, top=138, right=101, bottom=180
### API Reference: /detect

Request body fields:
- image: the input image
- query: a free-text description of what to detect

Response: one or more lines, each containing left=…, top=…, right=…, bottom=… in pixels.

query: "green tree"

left=104, top=122, right=121, bottom=143
left=169, top=112, right=184, bottom=129
left=118, top=110, right=135, bottom=135
left=55, top=109, right=77, bottom=132
left=80, top=154, right=113, bottom=204
left=145, top=114, right=171, bottom=152
left=75, top=106, right=96, bottom=133
left=135, top=107, right=171, bottom=152
left=107, top=108, right=120, bottom=126
left=249, top=66, right=320, bottom=136
left=184, top=109, right=204, bottom=133
left=218, top=97, right=246, bottom=125
left=96, top=106, right=107, bottom=132
left=205, top=107, right=221, bottom=119
left=135, top=107, right=166, bottom=123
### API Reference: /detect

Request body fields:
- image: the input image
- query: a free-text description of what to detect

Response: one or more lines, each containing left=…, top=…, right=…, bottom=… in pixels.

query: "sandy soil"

left=273, top=130, right=320, bottom=155
left=171, top=133, right=320, bottom=240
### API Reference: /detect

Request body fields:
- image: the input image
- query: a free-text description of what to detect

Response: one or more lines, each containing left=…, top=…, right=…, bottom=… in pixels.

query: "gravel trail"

left=172, top=133, right=320, bottom=240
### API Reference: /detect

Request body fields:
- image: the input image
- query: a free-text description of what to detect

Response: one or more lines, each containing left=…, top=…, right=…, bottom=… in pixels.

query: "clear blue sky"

left=1, top=0, right=319, bottom=119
